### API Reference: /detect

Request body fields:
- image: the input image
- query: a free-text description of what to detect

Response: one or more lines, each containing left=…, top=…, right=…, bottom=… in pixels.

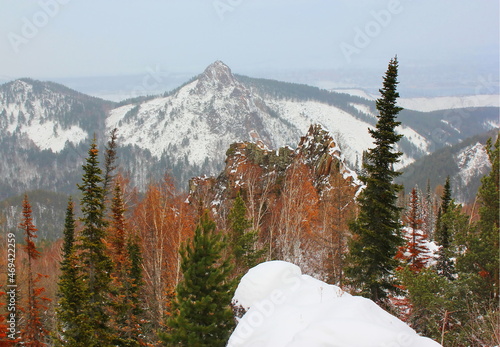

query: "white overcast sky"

left=0, top=0, right=498, bottom=82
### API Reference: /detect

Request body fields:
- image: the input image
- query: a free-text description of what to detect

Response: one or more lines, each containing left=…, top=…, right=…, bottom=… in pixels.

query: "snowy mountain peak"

left=9, top=79, right=33, bottom=93
left=195, top=60, right=237, bottom=92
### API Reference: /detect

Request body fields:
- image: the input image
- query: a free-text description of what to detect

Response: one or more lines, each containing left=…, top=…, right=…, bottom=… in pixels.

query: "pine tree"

left=161, top=212, right=236, bottom=346
left=54, top=198, right=89, bottom=346
left=228, top=192, right=264, bottom=277
left=125, top=234, right=146, bottom=332
left=422, top=179, right=434, bottom=239
left=103, top=128, right=119, bottom=200
left=108, top=183, right=127, bottom=274
left=108, top=183, right=146, bottom=346
left=76, top=138, right=114, bottom=346
left=19, top=195, right=50, bottom=346
left=345, top=57, right=404, bottom=304
left=435, top=177, right=455, bottom=280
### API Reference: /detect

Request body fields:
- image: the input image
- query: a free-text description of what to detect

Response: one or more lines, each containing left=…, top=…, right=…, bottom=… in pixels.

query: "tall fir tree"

left=161, top=212, right=236, bottom=346
left=19, top=195, right=50, bottom=346
left=108, top=183, right=146, bottom=347
left=108, top=183, right=127, bottom=274
left=54, top=198, right=90, bottom=346
left=228, top=192, right=264, bottom=277
left=125, top=234, right=147, bottom=341
left=76, top=138, right=114, bottom=346
left=103, top=128, right=119, bottom=200
left=434, top=177, right=455, bottom=280
left=345, top=57, right=404, bottom=304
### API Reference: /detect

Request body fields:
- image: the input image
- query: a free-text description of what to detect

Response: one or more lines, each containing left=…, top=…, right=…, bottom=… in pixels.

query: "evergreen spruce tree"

left=103, top=128, right=119, bottom=200
left=108, top=183, right=146, bottom=347
left=345, top=57, right=404, bottom=304
left=54, top=198, right=90, bottom=346
left=161, top=212, right=236, bottom=346
left=228, top=192, right=264, bottom=277
left=435, top=177, right=455, bottom=280
left=108, top=183, right=127, bottom=274
left=126, top=234, right=146, bottom=320
left=76, top=138, right=114, bottom=346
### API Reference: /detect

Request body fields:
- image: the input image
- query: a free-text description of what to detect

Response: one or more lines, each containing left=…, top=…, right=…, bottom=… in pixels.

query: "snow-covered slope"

left=229, top=261, right=441, bottom=347
left=0, top=78, right=113, bottom=198
left=106, top=61, right=440, bottom=175
left=0, top=79, right=89, bottom=152
left=106, top=61, right=299, bottom=169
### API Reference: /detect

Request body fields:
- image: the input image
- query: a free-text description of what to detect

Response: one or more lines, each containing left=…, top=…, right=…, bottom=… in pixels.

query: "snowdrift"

left=228, top=261, right=441, bottom=347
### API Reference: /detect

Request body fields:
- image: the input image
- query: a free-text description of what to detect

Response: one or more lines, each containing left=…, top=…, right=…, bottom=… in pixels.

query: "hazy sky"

left=0, top=0, right=498, bottom=92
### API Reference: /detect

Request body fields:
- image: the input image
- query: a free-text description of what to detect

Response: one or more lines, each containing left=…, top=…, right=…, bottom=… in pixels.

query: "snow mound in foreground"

left=228, top=261, right=441, bottom=347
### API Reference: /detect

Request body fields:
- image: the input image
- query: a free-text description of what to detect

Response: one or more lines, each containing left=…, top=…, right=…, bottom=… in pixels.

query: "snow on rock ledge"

left=229, top=261, right=441, bottom=347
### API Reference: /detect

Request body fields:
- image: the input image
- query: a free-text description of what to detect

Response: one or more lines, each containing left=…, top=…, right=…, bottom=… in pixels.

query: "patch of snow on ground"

left=350, top=103, right=376, bottom=118
left=397, top=125, right=431, bottom=155
left=106, top=104, right=137, bottom=126
left=229, top=261, right=441, bottom=347
left=22, top=121, right=87, bottom=152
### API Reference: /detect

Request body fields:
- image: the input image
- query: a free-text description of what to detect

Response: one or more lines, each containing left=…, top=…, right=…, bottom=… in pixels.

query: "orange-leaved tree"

left=131, top=176, right=195, bottom=335
left=19, top=195, right=50, bottom=346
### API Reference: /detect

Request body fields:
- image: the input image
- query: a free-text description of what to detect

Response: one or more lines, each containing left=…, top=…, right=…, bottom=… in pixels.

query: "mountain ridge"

left=0, top=61, right=498, bottom=200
